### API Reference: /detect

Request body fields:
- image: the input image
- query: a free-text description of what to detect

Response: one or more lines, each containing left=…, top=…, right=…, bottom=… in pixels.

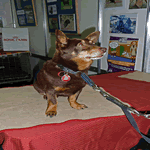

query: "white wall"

left=79, top=0, right=99, bottom=74
left=99, top=0, right=147, bottom=71
left=0, top=0, right=13, bottom=32
left=79, top=0, right=99, bottom=33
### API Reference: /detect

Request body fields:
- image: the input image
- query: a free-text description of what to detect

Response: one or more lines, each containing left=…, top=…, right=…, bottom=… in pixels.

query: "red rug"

left=90, top=71, right=150, bottom=111
left=0, top=71, right=150, bottom=150
left=0, top=115, right=150, bottom=150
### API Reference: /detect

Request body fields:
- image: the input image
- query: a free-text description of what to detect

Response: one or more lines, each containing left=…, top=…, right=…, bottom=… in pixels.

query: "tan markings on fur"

left=68, top=93, right=87, bottom=109
left=88, top=48, right=101, bottom=55
left=54, top=86, right=70, bottom=91
left=58, top=36, right=68, bottom=44
left=89, top=40, right=92, bottom=44
left=45, top=101, right=58, bottom=116
left=78, top=51, right=89, bottom=58
left=72, top=56, right=93, bottom=70
left=61, top=44, right=65, bottom=47
left=81, top=40, right=85, bottom=44
left=72, top=51, right=76, bottom=55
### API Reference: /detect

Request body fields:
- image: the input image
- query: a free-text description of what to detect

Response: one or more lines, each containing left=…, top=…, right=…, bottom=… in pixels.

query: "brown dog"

left=33, top=29, right=107, bottom=117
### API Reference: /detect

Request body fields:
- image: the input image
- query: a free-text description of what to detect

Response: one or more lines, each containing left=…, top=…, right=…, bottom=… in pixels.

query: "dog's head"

left=54, top=29, right=107, bottom=71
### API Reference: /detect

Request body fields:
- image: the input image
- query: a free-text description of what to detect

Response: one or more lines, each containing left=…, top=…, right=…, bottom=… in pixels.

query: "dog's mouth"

left=86, top=52, right=106, bottom=60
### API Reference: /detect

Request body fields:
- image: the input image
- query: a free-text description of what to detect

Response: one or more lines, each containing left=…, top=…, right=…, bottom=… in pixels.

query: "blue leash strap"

left=59, top=64, right=150, bottom=144
left=80, top=72, right=150, bottom=144
left=106, top=95, right=150, bottom=144
left=80, top=73, right=95, bottom=87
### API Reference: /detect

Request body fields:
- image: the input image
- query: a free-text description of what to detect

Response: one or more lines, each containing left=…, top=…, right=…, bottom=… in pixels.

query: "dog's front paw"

left=45, top=110, right=57, bottom=118
left=70, top=102, right=88, bottom=110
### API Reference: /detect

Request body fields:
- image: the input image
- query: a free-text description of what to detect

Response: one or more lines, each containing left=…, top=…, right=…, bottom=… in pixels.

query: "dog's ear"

left=85, top=31, right=100, bottom=44
left=55, top=29, right=68, bottom=44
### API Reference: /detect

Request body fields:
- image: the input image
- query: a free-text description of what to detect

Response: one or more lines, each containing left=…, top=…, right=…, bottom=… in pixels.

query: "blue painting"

left=109, top=14, right=137, bottom=34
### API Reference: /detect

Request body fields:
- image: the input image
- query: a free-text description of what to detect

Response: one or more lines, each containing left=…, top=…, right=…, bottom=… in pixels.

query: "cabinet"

left=0, top=52, right=32, bottom=84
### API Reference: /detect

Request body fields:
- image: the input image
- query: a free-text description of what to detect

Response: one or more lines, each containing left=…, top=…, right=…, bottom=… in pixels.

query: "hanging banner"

left=108, top=36, right=139, bottom=73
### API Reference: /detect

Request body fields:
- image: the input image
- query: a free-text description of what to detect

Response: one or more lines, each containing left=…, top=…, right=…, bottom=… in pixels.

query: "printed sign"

left=2, top=28, right=29, bottom=51
left=108, top=36, right=139, bottom=73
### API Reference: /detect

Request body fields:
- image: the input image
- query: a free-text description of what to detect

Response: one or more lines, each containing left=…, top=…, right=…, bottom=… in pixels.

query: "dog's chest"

left=54, top=75, right=86, bottom=95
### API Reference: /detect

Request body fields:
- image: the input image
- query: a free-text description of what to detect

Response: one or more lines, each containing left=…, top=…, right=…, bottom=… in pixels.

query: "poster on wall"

left=109, top=14, right=137, bottom=34
left=45, top=0, right=79, bottom=33
left=129, top=0, right=147, bottom=9
left=108, top=36, right=139, bottom=73
left=59, top=14, right=76, bottom=31
left=14, top=0, right=37, bottom=26
left=105, top=0, right=123, bottom=8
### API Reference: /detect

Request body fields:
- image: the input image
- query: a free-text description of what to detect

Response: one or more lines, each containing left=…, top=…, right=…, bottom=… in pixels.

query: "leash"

left=58, top=64, right=150, bottom=144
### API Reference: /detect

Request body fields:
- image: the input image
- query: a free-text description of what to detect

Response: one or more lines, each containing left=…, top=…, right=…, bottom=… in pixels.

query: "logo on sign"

left=4, top=36, right=27, bottom=42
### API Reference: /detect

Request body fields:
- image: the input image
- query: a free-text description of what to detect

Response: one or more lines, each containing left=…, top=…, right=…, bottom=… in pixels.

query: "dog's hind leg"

left=68, top=89, right=88, bottom=110
left=45, top=90, right=58, bottom=117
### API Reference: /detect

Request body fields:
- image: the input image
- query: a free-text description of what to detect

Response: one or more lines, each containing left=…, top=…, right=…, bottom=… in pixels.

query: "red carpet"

left=0, top=71, right=150, bottom=149
left=90, top=71, right=150, bottom=111
left=0, top=115, right=150, bottom=150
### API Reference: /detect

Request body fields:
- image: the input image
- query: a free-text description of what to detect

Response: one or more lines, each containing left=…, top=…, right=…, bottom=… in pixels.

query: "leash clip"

left=144, top=114, right=150, bottom=119
left=92, top=84, right=101, bottom=92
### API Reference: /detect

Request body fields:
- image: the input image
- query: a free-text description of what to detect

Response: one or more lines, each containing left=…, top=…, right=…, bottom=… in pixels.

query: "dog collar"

left=57, top=64, right=80, bottom=75
left=57, top=64, right=95, bottom=87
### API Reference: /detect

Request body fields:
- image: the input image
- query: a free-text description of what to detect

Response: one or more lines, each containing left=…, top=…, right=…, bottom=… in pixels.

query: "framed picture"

left=61, top=0, right=73, bottom=10
left=48, top=4, right=57, bottom=15
left=129, top=0, right=147, bottom=9
left=49, top=18, right=58, bottom=29
left=59, top=14, right=76, bottom=31
left=109, top=14, right=137, bottom=34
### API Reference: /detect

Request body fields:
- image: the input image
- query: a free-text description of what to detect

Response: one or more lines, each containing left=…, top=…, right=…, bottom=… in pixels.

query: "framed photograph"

left=105, top=0, right=123, bottom=8
left=129, top=0, right=147, bottom=9
left=48, top=4, right=57, bottom=15
left=107, top=36, right=139, bottom=73
left=49, top=18, right=58, bottom=29
left=59, top=14, right=76, bottom=31
left=16, top=0, right=22, bottom=9
left=109, top=14, right=137, bottom=34
left=18, top=16, right=26, bottom=25
left=61, top=0, right=73, bottom=10
left=26, top=10, right=35, bottom=23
